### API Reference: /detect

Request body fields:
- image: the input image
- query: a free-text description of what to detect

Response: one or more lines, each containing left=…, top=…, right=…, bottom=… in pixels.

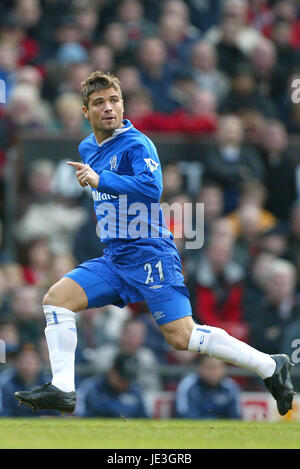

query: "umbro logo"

left=153, top=311, right=165, bottom=320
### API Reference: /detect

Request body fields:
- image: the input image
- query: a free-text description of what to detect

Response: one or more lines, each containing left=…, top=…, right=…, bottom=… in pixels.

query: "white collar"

left=95, top=124, right=133, bottom=147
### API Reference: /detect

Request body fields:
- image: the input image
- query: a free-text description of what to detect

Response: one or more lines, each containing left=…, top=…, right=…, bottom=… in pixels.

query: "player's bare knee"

left=43, top=286, right=60, bottom=307
left=43, top=282, right=72, bottom=308
left=166, top=334, right=189, bottom=351
left=43, top=281, right=87, bottom=312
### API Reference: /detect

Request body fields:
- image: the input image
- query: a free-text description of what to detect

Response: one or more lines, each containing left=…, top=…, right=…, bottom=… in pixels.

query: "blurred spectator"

left=72, top=203, right=103, bottom=264
left=209, top=217, right=236, bottom=244
left=46, top=62, right=92, bottom=103
left=243, top=252, right=275, bottom=324
left=53, top=92, right=90, bottom=134
left=250, top=38, right=287, bottom=103
left=268, top=0, right=300, bottom=49
left=37, top=335, right=50, bottom=370
left=14, top=65, right=43, bottom=90
left=205, top=0, right=263, bottom=57
left=28, top=0, right=73, bottom=54
left=197, top=181, right=224, bottom=238
left=259, top=119, right=298, bottom=221
left=129, top=86, right=218, bottom=134
left=281, top=307, right=300, bottom=390
left=287, top=201, right=300, bottom=263
left=102, top=22, right=134, bottom=65
left=167, top=68, right=197, bottom=110
left=76, top=353, right=148, bottom=418
left=175, top=356, right=241, bottom=419
left=53, top=14, right=82, bottom=49
left=0, top=322, right=20, bottom=363
left=193, top=234, right=248, bottom=342
left=161, top=163, right=184, bottom=200
left=17, top=200, right=86, bottom=254
left=21, top=158, right=56, bottom=209
left=14, top=0, right=42, bottom=35
left=246, top=0, right=273, bottom=34
left=294, top=251, right=300, bottom=293
left=51, top=158, right=88, bottom=199
left=11, top=286, right=43, bottom=346
left=0, top=268, right=13, bottom=318
left=76, top=304, right=131, bottom=362
left=227, top=179, right=277, bottom=238
left=136, top=36, right=178, bottom=113
left=0, top=218, right=14, bottom=264
left=86, top=318, right=162, bottom=392
left=2, top=263, right=25, bottom=295
left=0, top=106, right=14, bottom=181
left=249, top=258, right=300, bottom=355
left=232, top=204, right=262, bottom=269
left=190, top=40, right=229, bottom=101
left=137, top=309, right=172, bottom=365
left=0, top=346, right=55, bottom=417
left=161, top=0, right=200, bottom=42
left=214, top=16, right=248, bottom=77
left=16, top=159, right=86, bottom=254
left=0, top=12, right=40, bottom=67
left=163, top=193, right=194, bottom=256
left=241, top=110, right=267, bottom=147
left=157, top=11, right=199, bottom=65
left=90, top=44, right=114, bottom=74
left=115, top=64, right=142, bottom=95
left=56, top=42, right=89, bottom=68
left=50, top=252, right=77, bottom=285
left=203, top=114, right=264, bottom=212
left=73, top=4, right=99, bottom=49
left=271, top=19, right=298, bottom=73
left=59, top=62, right=93, bottom=96
left=258, top=223, right=289, bottom=259
left=279, top=72, right=300, bottom=134
left=219, top=63, right=278, bottom=118
left=125, top=88, right=154, bottom=121
left=184, top=0, right=222, bottom=33
left=116, top=0, right=156, bottom=47
left=6, top=83, right=53, bottom=131
left=20, top=238, right=53, bottom=288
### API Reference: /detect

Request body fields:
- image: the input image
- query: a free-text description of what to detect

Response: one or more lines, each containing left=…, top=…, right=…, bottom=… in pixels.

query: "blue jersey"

left=66, top=119, right=192, bottom=326
left=76, top=375, right=148, bottom=418
left=175, top=374, right=241, bottom=419
left=78, top=119, right=172, bottom=243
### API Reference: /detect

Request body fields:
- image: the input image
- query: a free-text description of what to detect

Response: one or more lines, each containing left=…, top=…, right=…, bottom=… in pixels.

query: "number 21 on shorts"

left=144, top=260, right=164, bottom=284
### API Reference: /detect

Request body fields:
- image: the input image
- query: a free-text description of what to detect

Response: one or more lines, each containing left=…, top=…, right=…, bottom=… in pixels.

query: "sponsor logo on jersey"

left=92, top=191, right=118, bottom=201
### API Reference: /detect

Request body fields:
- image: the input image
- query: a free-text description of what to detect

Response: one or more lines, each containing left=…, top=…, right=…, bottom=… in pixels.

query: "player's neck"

left=93, top=123, right=124, bottom=145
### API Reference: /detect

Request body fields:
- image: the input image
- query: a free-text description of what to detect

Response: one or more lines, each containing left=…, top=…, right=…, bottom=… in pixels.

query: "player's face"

left=83, top=87, right=124, bottom=134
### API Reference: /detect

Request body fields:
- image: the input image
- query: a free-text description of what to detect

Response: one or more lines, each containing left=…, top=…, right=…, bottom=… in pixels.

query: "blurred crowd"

left=0, top=0, right=300, bottom=419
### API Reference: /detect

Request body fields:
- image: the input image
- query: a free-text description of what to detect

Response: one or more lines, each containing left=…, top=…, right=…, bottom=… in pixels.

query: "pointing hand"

left=67, top=161, right=100, bottom=189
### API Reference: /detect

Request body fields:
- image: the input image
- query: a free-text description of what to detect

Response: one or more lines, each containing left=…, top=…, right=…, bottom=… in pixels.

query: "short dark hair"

left=81, top=70, right=122, bottom=107
left=112, top=353, right=138, bottom=381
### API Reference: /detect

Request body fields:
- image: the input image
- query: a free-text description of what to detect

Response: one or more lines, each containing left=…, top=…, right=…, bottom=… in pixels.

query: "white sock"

left=43, top=305, right=77, bottom=392
left=188, top=324, right=276, bottom=380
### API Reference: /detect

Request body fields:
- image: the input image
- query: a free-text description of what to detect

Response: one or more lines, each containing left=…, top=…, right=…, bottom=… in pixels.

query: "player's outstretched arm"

left=67, top=161, right=100, bottom=188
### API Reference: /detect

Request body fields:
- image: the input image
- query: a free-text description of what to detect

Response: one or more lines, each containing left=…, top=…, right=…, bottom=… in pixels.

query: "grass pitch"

left=0, top=418, right=300, bottom=449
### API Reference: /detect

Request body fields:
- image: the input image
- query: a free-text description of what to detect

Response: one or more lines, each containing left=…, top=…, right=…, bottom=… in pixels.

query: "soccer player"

left=15, top=71, right=294, bottom=416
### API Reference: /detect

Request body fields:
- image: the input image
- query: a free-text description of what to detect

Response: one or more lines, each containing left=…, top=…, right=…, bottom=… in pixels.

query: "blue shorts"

left=65, top=238, right=192, bottom=326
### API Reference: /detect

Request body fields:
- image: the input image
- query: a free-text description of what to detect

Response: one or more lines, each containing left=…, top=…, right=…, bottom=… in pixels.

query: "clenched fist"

left=67, top=162, right=100, bottom=189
